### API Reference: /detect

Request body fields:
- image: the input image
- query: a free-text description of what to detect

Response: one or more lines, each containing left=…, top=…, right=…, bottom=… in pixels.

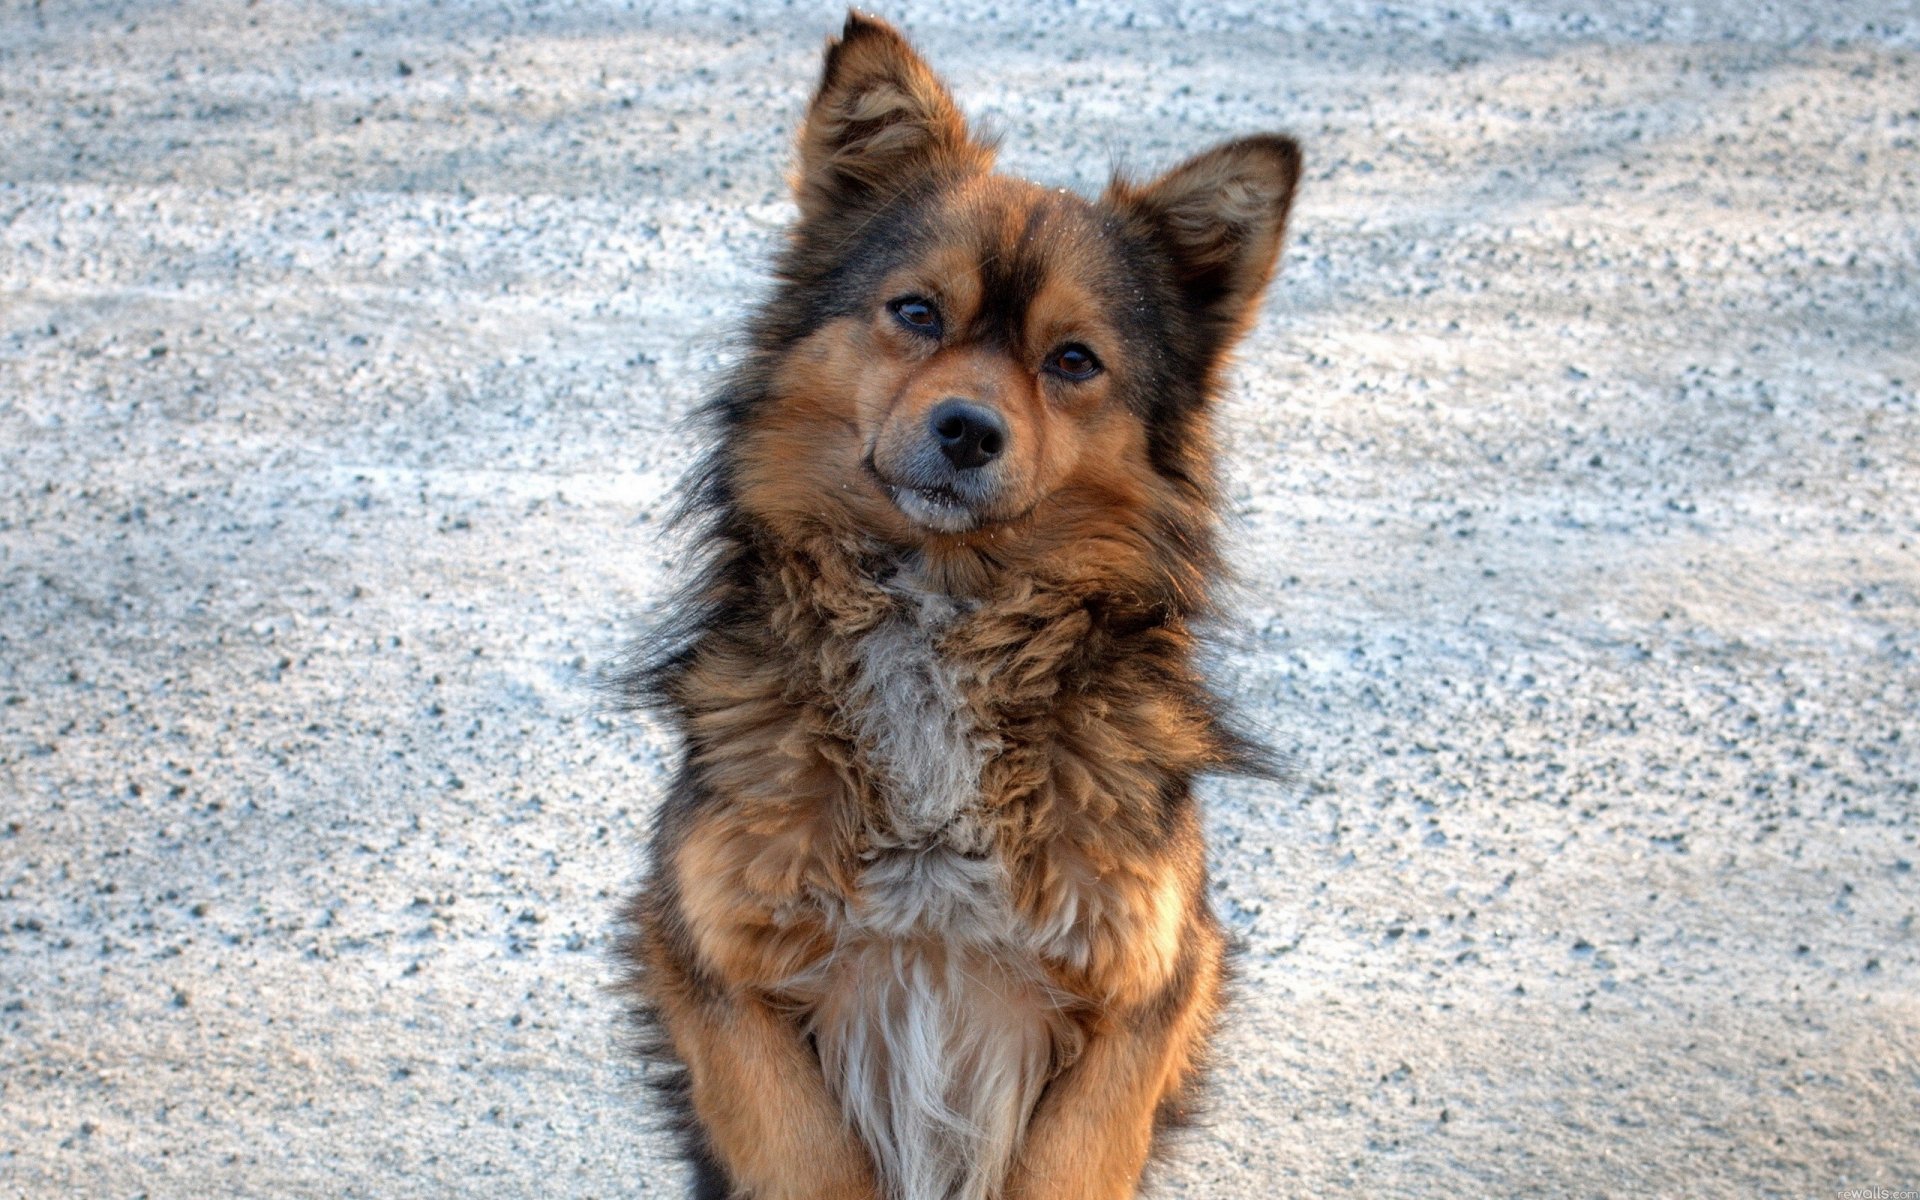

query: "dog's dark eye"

left=1047, top=344, right=1100, bottom=380
left=889, top=296, right=942, bottom=337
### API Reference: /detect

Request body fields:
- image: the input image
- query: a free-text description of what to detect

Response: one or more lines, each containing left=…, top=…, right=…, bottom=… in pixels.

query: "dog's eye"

left=1046, top=344, right=1101, bottom=380
left=889, top=297, right=942, bottom=337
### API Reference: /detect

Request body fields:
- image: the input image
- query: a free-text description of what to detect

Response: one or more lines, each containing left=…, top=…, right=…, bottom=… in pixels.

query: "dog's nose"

left=929, top=400, right=1007, bottom=470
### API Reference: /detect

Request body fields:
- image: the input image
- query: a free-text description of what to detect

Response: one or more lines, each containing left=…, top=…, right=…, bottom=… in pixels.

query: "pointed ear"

left=794, top=13, right=994, bottom=223
left=1106, top=134, right=1302, bottom=345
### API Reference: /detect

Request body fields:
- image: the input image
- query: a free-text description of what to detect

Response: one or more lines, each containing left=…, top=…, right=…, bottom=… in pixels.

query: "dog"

left=619, top=13, right=1300, bottom=1199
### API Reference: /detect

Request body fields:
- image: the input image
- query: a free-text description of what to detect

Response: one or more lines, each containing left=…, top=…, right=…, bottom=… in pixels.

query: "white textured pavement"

left=2, top=2, right=1916, bottom=1196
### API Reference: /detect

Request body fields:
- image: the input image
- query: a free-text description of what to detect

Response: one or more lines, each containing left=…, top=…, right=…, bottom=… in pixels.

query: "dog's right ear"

left=794, top=13, right=994, bottom=223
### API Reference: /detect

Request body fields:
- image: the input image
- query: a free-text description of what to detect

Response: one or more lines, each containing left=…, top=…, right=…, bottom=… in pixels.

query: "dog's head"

left=724, top=13, right=1299, bottom=593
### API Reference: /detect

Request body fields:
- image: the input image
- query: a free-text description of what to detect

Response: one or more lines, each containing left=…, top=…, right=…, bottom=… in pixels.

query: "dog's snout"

left=929, top=400, right=1007, bottom=470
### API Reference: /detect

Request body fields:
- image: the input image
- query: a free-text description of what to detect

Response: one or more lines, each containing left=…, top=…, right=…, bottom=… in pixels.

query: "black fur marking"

left=610, top=771, right=740, bottom=1195
left=687, top=1148, right=733, bottom=1200
left=1140, top=930, right=1241, bottom=1190
left=967, top=196, right=1054, bottom=352
left=625, top=995, right=730, bottom=1200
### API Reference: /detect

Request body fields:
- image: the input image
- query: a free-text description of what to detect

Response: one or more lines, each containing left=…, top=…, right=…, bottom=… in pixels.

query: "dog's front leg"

left=1005, top=922, right=1226, bottom=1200
left=655, top=976, right=878, bottom=1200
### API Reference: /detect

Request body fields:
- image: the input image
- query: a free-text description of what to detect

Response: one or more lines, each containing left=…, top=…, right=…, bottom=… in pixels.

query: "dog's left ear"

left=794, top=12, right=994, bottom=224
left=1106, top=134, right=1303, bottom=348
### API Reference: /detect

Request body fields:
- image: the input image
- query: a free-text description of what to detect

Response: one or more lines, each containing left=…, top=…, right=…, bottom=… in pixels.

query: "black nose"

left=929, top=400, right=1007, bottom=470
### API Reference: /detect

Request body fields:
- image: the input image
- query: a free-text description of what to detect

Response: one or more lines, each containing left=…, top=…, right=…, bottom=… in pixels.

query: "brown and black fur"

left=618, top=14, right=1300, bottom=1200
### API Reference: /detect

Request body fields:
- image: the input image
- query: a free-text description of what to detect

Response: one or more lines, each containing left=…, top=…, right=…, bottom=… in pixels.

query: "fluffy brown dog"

left=620, top=14, right=1300, bottom=1199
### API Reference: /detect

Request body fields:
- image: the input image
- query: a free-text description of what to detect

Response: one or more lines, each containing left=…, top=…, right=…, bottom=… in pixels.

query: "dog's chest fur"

left=844, top=589, right=994, bottom=859
left=805, top=589, right=1063, bottom=1200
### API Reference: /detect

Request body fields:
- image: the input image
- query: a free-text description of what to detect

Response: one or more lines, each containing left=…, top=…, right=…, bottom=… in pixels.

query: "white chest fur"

left=843, top=591, right=992, bottom=852
left=811, top=594, right=1062, bottom=1200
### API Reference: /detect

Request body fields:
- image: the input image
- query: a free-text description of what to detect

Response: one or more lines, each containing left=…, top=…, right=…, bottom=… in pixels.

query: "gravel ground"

left=3, top=1, right=1917, bottom=1196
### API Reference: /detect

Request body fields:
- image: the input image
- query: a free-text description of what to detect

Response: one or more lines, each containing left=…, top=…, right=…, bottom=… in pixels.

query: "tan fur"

left=622, top=13, right=1300, bottom=1199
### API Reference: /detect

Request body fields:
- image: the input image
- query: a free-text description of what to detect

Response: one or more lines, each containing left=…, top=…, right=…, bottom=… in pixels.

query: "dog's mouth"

left=882, top=480, right=980, bottom=534
left=865, top=457, right=983, bottom=534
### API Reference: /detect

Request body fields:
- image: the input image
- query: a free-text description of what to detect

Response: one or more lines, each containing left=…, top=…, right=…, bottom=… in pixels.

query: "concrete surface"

left=2, top=1, right=1917, bottom=1196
